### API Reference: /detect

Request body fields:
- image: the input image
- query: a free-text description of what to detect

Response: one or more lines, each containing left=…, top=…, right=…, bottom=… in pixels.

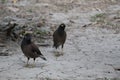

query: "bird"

left=21, top=33, right=47, bottom=66
left=53, top=23, right=67, bottom=54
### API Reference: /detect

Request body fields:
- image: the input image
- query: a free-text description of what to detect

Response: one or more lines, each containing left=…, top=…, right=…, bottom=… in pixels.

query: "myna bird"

left=21, top=33, right=46, bottom=66
left=53, top=23, right=67, bottom=54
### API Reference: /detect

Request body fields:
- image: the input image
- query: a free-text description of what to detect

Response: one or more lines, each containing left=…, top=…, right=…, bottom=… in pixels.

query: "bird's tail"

left=40, top=55, right=47, bottom=61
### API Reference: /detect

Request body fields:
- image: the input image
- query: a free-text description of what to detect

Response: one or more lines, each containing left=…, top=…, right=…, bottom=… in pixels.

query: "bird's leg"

left=56, top=48, right=58, bottom=53
left=27, top=57, right=30, bottom=65
left=61, top=45, right=64, bottom=55
left=61, top=48, right=64, bottom=55
left=32, top=58, right=36, bottom=67
left=55, top=46, right=58, bottom=52
left=25, top=57, right=30, bottom=67
left=54, top=47, right=59, bottom=53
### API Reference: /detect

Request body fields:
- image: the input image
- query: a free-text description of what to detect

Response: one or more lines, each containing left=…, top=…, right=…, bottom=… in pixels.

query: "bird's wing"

left=31, top=43, right=47, bottom=60
left=31, top=43, right=42, bottom=55
left=63, top=31, right=67, bottom=42
left=53, top=31, right=59, bottom=41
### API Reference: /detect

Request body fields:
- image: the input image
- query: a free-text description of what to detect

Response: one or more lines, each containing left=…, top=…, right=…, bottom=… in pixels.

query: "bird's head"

left=59, top=23, right=66, bottom=30
left=23, top=33, right=32, bottom=42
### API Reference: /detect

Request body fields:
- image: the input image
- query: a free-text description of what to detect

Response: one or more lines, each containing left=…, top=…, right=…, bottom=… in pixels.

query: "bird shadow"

left=23, top=63, right=47, bottom=68
left=35, top=62, right=47, bottom=68
left=52, top=50, right=64, bottom=57
left=18, top=57, right=47, bottom=68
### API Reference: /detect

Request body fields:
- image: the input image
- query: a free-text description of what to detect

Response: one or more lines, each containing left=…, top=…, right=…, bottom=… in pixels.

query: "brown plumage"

left=53, top=23, right=67, bottom=49
left=21, top=33, right=46, bottom=65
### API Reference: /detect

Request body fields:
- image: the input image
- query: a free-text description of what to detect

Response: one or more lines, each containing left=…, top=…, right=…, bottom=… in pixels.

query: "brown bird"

left=21, top=33, right=46, bottom=66
left=53, top=23, right=67, bottom=53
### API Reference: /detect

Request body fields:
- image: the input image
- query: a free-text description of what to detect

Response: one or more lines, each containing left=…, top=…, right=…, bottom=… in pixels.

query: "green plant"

left=28, top=9, right=33, bottom=13
left=1, top=0, right=6, bottom=3
left=90, top=13, right=106, bottom=23
left=35, top=30, right=47, bottom=36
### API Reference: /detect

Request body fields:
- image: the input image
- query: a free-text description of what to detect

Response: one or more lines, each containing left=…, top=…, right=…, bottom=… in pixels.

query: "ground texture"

left=0, top=0, right=120, bottom=80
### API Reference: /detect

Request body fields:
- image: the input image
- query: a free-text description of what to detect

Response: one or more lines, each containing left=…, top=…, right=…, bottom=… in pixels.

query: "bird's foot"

left=24, top=64, right=35, bottom=68
left=60, top=51, right=64, bottom=56
left=31, top=64, right=36, bottom=68
left=54, top=51, right=64, bottom=57
left=24, top=64, right=30, bottom=67
left=60, top=48, right=64, bottom=56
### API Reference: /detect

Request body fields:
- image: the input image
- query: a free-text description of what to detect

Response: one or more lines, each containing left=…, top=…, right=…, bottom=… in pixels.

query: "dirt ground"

left=0, top=0, right=120, bottom=80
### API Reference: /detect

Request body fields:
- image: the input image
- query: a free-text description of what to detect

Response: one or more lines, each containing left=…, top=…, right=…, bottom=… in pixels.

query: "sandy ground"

left=0, top=0, right=120, bottom=80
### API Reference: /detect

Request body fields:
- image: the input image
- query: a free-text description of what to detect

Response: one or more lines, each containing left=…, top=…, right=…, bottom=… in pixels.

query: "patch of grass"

left=90, top=12, right=120, bottom=32
left=106, top=22, right=114, bottom=26
left=54, top=53, right=62, bottom=57
left=27, top=9, right=33, bottom=13
left=53, top=51, right=64, bottom=57
left=35, top=29, right=48, bottom=36
left=1, top=0, right=6, bottom=3
left=90, top=13, right=106, bottom=23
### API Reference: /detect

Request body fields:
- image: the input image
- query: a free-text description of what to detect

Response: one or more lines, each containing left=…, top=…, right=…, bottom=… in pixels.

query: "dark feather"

left=21, top=33, right=47, bottom=62
left=53, top=23, right=67, bottom=49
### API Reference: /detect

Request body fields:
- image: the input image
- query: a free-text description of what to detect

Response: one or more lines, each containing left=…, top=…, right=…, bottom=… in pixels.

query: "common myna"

left=53, top=23, right=67, bottom=52
left=21, top=33, right=46, bottom=66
